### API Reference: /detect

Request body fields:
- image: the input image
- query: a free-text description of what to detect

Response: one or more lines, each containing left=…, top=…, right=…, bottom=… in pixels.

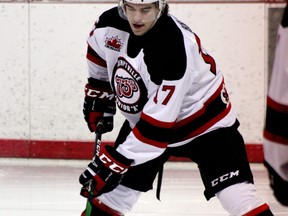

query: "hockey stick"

left=84, top=120, right=104, bottom=216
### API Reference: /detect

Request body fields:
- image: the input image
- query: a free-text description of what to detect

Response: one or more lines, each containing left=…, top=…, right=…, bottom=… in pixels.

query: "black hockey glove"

left=83, top=78, right=116, bottom=133
left=79, top=145, right=133, bottom=198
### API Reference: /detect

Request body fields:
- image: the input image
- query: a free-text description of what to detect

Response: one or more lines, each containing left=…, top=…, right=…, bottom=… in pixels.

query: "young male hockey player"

left=79, top=0, right=274, bottom=215
left=263, top=3, right=288, bottom=207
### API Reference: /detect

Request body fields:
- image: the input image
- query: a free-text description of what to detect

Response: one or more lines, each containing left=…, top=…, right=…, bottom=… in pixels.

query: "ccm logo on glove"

left=85, top=85, right=115, bottom=100
left=99, top=153, right=129, bottom=174
left=79, top=145, right=133, bottom=198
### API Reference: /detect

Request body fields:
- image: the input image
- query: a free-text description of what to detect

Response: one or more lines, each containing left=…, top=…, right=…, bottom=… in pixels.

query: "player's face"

left=124, top=2, right=160, bottom=36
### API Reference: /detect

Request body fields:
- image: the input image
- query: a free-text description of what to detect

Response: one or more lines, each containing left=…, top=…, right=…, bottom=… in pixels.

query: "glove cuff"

left=99, top=145, right=133, bottom=174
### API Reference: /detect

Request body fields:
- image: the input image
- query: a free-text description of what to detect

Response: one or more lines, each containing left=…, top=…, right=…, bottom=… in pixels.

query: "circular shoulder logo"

left=220, top=84, right=230, bottom=106
left=112, top=57, right=147, bottom=114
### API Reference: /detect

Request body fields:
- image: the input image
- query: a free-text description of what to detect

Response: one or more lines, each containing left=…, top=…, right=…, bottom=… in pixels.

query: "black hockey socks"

left=264, top=161, right=288, bottom=206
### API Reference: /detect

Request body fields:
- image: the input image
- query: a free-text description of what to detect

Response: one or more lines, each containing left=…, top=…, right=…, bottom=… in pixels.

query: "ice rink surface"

left=0, top=159, right=287, bottom=216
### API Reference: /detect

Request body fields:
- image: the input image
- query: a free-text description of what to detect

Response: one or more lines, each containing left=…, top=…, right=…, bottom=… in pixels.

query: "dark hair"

left=155, top=2, right=168, bottom=16
left=162, top=3, right=169, bottom=15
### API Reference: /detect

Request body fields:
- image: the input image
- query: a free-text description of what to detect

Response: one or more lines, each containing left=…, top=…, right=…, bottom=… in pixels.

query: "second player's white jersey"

left=86, top=7, right=236, bottom=165
left=263, top=5, right=288, bottom=181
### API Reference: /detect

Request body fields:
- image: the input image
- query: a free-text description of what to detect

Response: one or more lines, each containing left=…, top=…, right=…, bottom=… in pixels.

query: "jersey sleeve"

left=263, top=7, right=288, bottom=180
left=86, top=19, right=109, bottom=82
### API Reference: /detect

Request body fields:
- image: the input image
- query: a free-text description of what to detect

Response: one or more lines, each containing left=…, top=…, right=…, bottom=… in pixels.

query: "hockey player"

left=263, top=3, right=288, bottom=207
left=79, top=0, right=274, bottom=215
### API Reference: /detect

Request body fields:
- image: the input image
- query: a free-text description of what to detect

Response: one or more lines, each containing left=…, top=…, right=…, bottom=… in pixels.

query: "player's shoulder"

left=144, top=15, right=187, bottom=83
left=96, top=6, right=130, bottom=31
left=157, top=14, right=185, bottom=42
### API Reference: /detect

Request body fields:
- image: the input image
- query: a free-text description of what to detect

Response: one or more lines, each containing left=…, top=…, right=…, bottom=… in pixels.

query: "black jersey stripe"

left=86, top=45, right=107, bottom=68
left=132, top=114, right=174, bottom=148
left=264, top=131, right=288, bottom=145
left=132, top=80, right=232, bottom=146
left=170, top=81, right=231, bottom=143
left=264, top=96, right=288, bottom=145
left=132, top=127, right=168, bottom=148
left=266, top=96, right=288, bottom=113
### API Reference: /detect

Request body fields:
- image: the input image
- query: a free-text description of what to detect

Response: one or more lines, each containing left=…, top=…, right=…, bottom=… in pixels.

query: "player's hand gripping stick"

left=79, top=120, right=104, bottom=198
left=79, top=120, right=133, bottom=199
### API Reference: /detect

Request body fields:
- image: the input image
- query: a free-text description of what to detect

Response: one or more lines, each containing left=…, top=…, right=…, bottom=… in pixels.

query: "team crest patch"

left=105, top=36, right=123, bottom=52
left=111, top=57, right=148, bottom=114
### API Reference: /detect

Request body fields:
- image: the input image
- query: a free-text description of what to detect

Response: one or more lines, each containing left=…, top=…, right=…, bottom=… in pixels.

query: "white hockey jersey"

left=263, top=5, right=288, bottom=181
left=86, top=7, right=236, bottom=165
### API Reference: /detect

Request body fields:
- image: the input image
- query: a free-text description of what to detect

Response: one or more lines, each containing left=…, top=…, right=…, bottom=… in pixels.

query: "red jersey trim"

left=86, top=45, right=107, bottom=68
left=267, top=96, right=288, bottom=113
left=169, top=78, right=232, bottom=143
left=263, top=130, right=288, bottom=145
left=140, top=112, right=175, bottom=129
left=182, top=103, right=231, bottom=141
left=132, top=127, right=168, bottom=148
left=175, top=78, right=225, bottom=128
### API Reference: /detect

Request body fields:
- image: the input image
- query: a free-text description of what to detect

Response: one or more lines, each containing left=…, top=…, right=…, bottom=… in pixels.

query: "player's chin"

left=133, top=31, right=145, bottom=36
